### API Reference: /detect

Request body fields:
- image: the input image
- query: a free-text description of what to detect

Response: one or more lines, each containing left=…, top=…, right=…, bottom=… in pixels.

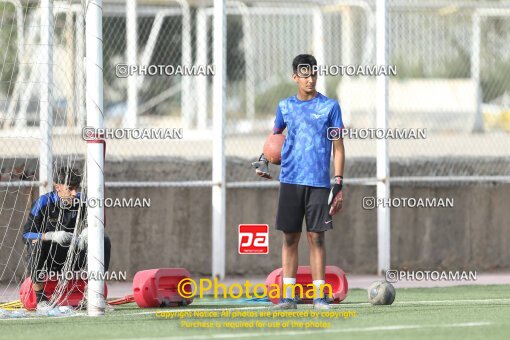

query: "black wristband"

left=333, top=176, right=343, bottom=186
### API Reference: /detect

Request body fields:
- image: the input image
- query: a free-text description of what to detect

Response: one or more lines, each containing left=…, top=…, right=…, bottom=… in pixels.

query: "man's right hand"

left=44, top=231, right=73, bottom=245
left=255, top=169, right=272, bottom=179
left=252, top=154, right=272, bottom=179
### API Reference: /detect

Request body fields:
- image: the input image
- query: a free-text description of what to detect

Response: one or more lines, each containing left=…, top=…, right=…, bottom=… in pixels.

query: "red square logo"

left=238, top=224, right=269, bottom=254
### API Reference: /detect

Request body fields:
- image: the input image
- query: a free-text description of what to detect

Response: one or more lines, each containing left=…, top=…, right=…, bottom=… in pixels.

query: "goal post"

left=39, top=0, right=53, bottom=195
left=85, top=0, right=105, bottom=317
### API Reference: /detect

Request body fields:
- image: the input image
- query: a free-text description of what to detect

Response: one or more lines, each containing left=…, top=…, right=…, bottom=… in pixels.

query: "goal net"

left=0, top=0, right=103, bottom=315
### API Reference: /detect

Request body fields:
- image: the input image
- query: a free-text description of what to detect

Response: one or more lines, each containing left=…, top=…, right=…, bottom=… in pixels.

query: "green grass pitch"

left=1, top=285, right=509, bottom=340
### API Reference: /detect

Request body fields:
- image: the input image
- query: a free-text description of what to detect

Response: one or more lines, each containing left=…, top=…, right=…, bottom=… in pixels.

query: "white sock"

left=313, top=280, right=325, bottom=299
left=283, top=278, right=296, bottom=299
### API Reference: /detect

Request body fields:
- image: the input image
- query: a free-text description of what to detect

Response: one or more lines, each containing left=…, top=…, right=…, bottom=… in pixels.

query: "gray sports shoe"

left=76, top=297, right=115, bottom=312
left=270, top=298, right=297, bottom=310
left=313, top=298, right=331, bottom=310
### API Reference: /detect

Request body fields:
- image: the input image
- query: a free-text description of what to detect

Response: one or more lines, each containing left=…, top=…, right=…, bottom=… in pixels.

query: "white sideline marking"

left=0, top=312, right=84, bottom=321
left=345, top=297, right=510, bottom=307
left=0, top=306, right=268, bottom=320
left=120, top=322, right=492, bottom=339
left=390, top=298, right=510, bottom=305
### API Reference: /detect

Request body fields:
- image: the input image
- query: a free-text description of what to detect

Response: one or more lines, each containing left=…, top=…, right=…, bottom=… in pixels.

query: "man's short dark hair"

left=292, top=54, right=317, bottom=74
left=53, top=167, right=82, bottom=187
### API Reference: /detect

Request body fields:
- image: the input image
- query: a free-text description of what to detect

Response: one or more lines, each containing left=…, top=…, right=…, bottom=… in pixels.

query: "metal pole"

left=313, top=8, right=326, bottom=95
left=86, top=0, right=105, bottom=316
left=471, top=12, right=484, bottom=133
left=233, top=1, right=255, bottom=121
left=340, top=5, right=354, bottom=127
left=6, top=0, right=25, bottom=129
left=137, top=11, right=166, bottom=89
left=125, top=0, right=137, bottom=128
left=376, top=0, right=390, bottom=275
left=39, top=0, right=53, bottom=195
left=65, top=11, right=75, bottom=127
left=14, top=9, right=39, bottom=130
left=212, top=0, right=226, bottom=280
left=341, top=6, right=354, bottom=65
left=196, top=8, right=208, bottom=129
left=180, top=0, right=193, bottom=128
left=76, top=9, right=85, bottom=128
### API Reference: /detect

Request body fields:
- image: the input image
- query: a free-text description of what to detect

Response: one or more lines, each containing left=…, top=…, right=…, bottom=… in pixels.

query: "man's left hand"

left=328, top=176, right=343, bottom=215
left=77, top=228, right=88, bottom=250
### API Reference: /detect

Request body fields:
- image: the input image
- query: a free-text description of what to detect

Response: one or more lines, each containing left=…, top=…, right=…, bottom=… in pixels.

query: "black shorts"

left=25, top=235, right=112, bottom=283
left=276, top=182, right=333, bottom=233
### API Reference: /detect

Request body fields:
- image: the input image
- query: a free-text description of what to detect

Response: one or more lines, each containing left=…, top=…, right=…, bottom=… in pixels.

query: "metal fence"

left=1, top=1, right=509, bottom=178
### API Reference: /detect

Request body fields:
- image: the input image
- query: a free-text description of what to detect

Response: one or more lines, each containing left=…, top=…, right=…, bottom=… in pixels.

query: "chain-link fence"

left=217, top=1, right=510, bottom=181
left=3, top=1, right=509, bottom=177
left=384, top=3, right=510, bottom=179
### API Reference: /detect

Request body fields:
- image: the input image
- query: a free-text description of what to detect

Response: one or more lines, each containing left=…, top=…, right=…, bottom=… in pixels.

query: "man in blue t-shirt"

left=255, top=54, right=345, bottom=309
